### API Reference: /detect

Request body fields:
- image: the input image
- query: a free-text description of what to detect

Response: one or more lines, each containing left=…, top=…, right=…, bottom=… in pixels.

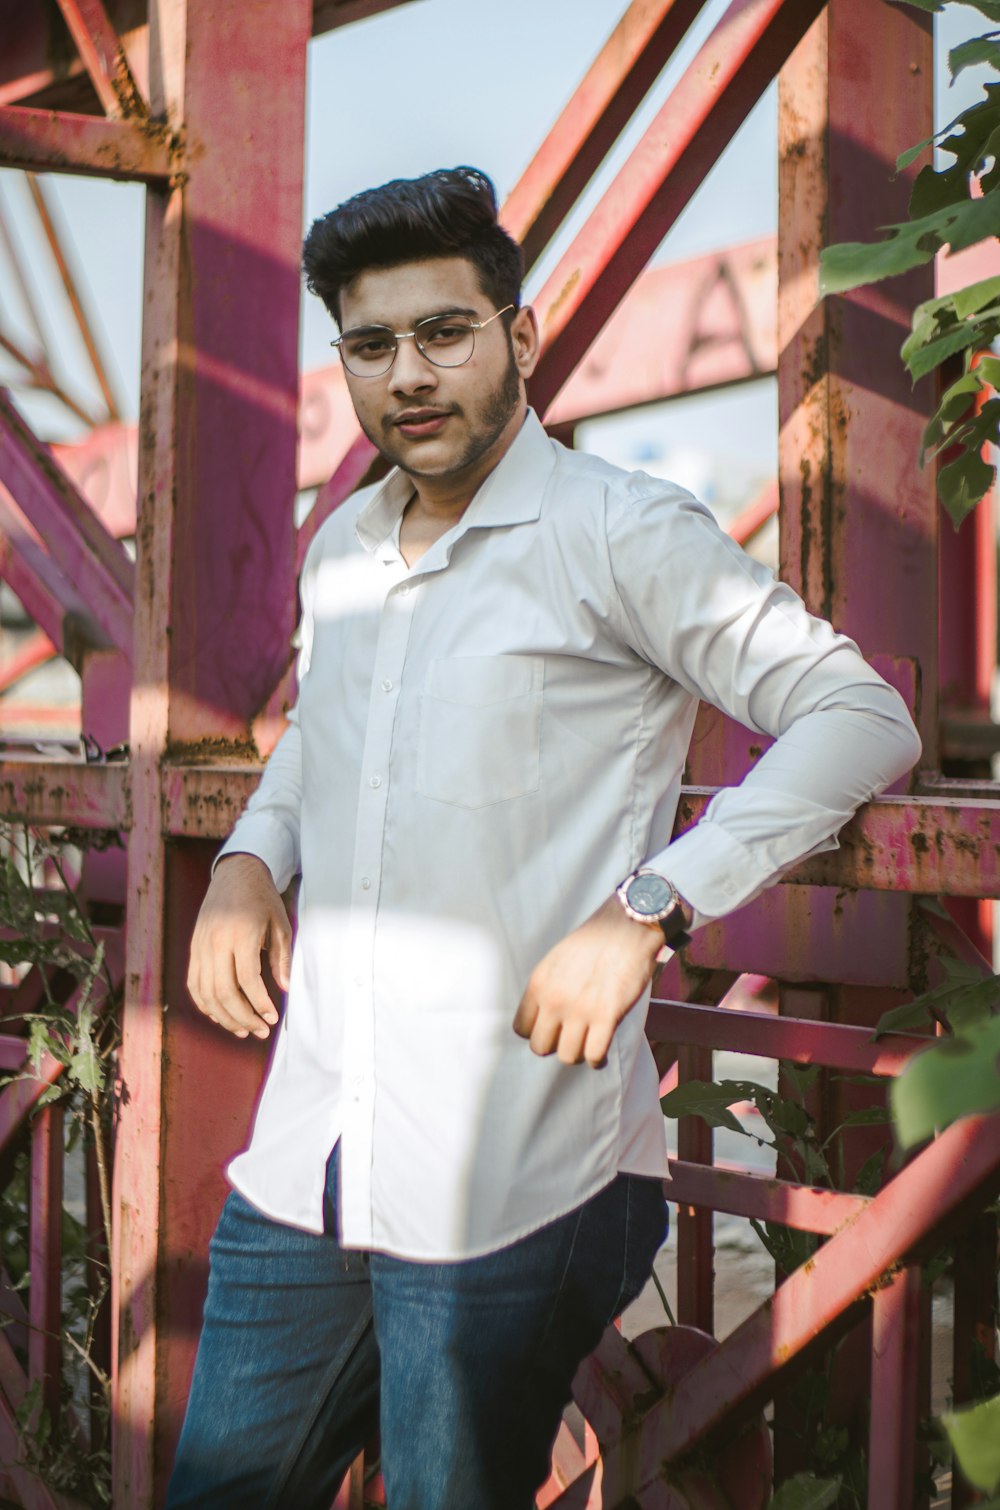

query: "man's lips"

left=390, top=409, right=452, bottom=439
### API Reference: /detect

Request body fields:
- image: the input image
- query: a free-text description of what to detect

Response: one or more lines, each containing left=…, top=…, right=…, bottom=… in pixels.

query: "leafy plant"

left=819, top=0, right=1000, bottom=527
left=0, top=821, right=121, bottom=1504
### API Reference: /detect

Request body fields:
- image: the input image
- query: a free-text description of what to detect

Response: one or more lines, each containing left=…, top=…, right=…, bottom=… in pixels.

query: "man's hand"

left=513, top=895, right=667, bottom=1068
left=187, top=854, right=292, bottom=1040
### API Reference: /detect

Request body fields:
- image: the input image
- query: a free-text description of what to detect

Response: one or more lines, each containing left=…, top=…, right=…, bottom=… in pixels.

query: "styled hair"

left=302, top=166, right=523, bottom=325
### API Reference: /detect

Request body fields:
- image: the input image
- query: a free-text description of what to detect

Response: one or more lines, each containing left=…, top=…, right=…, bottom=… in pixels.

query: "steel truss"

left=0, top=0, right=997, bottom=1506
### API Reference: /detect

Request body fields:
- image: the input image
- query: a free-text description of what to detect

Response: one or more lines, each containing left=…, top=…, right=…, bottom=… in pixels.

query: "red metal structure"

left=0, top=1, right=998, bottom=1506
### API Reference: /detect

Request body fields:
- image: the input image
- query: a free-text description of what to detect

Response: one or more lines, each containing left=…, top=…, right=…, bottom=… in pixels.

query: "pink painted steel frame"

left=0, top=0, right=997, bottom=1504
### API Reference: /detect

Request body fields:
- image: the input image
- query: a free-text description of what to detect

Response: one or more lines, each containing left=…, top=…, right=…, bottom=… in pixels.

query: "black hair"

left=302, top=166, right=523, bottom=326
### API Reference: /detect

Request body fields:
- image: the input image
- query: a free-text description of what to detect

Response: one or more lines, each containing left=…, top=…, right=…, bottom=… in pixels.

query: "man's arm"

left=188, top=549, right=316, bottom=1039
left=515, top=486, right=921, bottom=1066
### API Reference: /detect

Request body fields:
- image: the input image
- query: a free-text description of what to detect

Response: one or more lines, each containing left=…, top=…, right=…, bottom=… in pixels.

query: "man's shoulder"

left=546, top=439, right=705, bottom=532
left=300, top=483, right=380, bottom=575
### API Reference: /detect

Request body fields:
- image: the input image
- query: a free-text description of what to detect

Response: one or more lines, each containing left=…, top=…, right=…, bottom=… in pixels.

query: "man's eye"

left=422, top=322, right=470, bottom=345
left=346, top=335, right=393, bottom=359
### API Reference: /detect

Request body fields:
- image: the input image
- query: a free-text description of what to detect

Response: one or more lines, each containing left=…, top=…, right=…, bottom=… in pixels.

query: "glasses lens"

left=414, top=315, right=475, bottom=368
left=339, top=327, right=396, bottom=376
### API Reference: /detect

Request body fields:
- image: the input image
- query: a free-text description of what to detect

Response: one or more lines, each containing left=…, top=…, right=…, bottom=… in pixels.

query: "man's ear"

left=511, top=305, right=540, bottom=380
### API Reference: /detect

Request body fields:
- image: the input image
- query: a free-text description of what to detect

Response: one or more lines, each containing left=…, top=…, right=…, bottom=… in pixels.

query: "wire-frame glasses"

left=332, top=305, right=515, bottom=378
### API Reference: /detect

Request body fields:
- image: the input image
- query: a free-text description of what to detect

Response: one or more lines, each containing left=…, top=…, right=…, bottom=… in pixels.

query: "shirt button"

left=381, top=678, right=393, bottom=693
left=369, top=774, right=382, bottom=789
left=398, top=585, right=410, bottom=597
left=360, top=876, right=371, bottom=890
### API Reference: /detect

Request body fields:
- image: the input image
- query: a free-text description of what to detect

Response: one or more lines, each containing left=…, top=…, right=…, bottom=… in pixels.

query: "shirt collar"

left=355, top=408, right=555, bottom=556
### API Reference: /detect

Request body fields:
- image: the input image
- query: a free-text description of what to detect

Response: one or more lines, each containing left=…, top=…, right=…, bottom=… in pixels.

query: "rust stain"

left=543, top=267, right=582, bottom=333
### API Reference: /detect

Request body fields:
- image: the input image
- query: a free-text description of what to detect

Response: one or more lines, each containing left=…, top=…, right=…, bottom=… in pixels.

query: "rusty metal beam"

left=0, top=485, right=111, bottom=660
left=52, top=0, right=147, bottom=118
left=502, top=0, right=710, bottom=267
left=678, top=788, right=1000, bottom=899
left=0, top=759, right=128, bottom=828
left=586, top=1108, right=1000, bottom=1505
left=310, top=0, right=421, bottom=37
left=113, top=1, right=313, bottom=1502
left=666, top=1161, right=869, bottom=1235
left=529, top=0, right=826, bottom=417
left=25, top=174, right=124, bottom=422
left=0, top=391, right=134, bottom=655
left=0, top=104, right=171, bottom=181
left=647, top=1000, right=931, bottom=1074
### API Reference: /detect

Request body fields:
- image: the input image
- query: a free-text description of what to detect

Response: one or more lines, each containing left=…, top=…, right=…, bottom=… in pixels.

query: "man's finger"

left=512, top=994, right=538, bottom=1039
left=211, top=955, right=269, bottom=1039
left=528, top=1010, right=562, bottom=1058
left=582, top=1018, right=615, bottom=1069
left=234, top=943, right=279, bottom=1025
left=555, top=1020, right=588, bottom=1066
left=268, top=916, right=292, bottom=993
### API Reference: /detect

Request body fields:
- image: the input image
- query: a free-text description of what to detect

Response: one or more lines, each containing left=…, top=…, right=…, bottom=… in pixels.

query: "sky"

left=0, top=1, right=991, bottom=492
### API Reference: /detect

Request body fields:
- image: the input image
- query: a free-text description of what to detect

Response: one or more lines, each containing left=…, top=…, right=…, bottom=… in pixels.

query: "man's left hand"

left=513, top=895, right=667, bottom=1068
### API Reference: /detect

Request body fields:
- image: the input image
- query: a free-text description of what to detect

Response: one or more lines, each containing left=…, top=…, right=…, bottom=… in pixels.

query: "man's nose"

left=389, top=334, right=438, bottom=393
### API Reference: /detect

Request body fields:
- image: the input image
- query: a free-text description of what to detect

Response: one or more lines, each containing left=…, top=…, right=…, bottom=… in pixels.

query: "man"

left=170, top=166, right=920, bottom=1509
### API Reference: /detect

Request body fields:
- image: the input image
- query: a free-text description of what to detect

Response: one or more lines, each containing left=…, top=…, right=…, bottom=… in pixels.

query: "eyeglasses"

left=331, top=305, right=515, bottom=378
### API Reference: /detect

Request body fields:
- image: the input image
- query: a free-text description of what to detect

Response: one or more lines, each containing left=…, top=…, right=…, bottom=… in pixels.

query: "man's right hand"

left=187, top=853, right=292, bottom=1040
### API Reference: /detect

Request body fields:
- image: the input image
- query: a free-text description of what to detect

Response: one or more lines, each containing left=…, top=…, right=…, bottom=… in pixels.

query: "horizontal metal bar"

left=0, top=104, right=171, bottom=181
left=666, top=1160, right=870, bottom=1234
left=678, top=787, right=1000, bottom=897
left=647, top=999, right=930, bottom=1074
left=161, top=762, right=262, bottom=838
left=0, top=759, right=129, bottom=828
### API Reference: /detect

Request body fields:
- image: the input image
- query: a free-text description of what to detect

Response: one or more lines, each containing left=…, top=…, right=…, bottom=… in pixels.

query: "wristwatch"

left=616, top=868, right=692, bottom=950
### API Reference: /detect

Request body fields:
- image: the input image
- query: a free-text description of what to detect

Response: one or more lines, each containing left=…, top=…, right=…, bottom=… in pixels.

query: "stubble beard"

left=358, top=351, right=523, bottom=480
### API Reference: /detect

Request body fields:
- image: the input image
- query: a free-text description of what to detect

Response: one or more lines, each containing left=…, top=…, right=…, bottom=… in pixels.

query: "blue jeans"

left=166, top=1148, right=667, bottom=1510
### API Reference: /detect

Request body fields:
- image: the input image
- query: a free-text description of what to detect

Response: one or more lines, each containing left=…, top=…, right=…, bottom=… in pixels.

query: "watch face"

left=626, top=873, right=674, bottom=918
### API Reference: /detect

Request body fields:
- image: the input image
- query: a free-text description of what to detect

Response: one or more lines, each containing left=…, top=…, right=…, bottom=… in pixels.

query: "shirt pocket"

left=417, top=655, right=543, bottom=809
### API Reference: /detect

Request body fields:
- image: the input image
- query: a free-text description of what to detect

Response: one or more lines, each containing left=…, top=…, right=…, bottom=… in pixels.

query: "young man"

left=171, top=167, right=921, bottom=1508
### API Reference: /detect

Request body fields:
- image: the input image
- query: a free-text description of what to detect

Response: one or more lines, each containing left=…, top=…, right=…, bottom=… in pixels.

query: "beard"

left=359, top=349, right=522, bottom=480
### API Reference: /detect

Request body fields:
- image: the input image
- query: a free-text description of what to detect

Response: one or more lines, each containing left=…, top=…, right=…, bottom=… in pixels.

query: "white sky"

left=0, top=1, right=990, bottom=483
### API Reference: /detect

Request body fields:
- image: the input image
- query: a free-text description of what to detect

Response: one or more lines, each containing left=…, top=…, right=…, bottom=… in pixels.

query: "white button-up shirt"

left=221, top=410, right=920, bottom=1259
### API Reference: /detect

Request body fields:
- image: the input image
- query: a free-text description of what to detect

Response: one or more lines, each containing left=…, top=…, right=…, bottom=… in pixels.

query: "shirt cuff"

left=214, top=813, right=299, bottom=892
left=645, top=819, right=783, bottom=929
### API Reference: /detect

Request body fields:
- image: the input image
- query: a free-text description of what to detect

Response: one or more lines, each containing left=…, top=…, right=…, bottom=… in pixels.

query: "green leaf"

left=835, top=1106, right=892, bottom=1129
left=939, top=445, right=997, bottom=529
left=853, top=1147, right=885, bottom=1196
left=950, top=35, right=1000, bottom=79
left=872, top=958, right=999, bottom=1038
left=820, top=188, right=1000, bottom=295
left=942, top=1392, right=1000, bottom=1493
left=26, top=1018, right=50, bottom=1074
left=660, top=1080, right=746, bottom=1135
left=891, top=1014, right=1000, bottom=1149
left=781, top=1062, right=821, bottom=1097
left=766, top=1471, right=842, bottom=1510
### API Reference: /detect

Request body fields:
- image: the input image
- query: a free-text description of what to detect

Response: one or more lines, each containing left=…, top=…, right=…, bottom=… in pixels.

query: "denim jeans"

left=166, top=1148, right=667, bottom=1510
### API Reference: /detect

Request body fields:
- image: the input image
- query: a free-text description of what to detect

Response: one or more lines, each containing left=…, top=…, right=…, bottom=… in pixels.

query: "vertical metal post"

left=676, top=1044, right=714, bottom=1333
left=28, top=1104, right=63, bottom=1426
left=868, top=1266, right=922, bottom=1510
left=775, top=0, right=936, bottom=1487
left=112, top=1, right=311, bottom=1502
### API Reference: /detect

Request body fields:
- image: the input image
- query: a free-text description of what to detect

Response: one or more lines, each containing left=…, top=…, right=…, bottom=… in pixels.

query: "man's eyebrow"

left=342, top=305, right=479, bottom=334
